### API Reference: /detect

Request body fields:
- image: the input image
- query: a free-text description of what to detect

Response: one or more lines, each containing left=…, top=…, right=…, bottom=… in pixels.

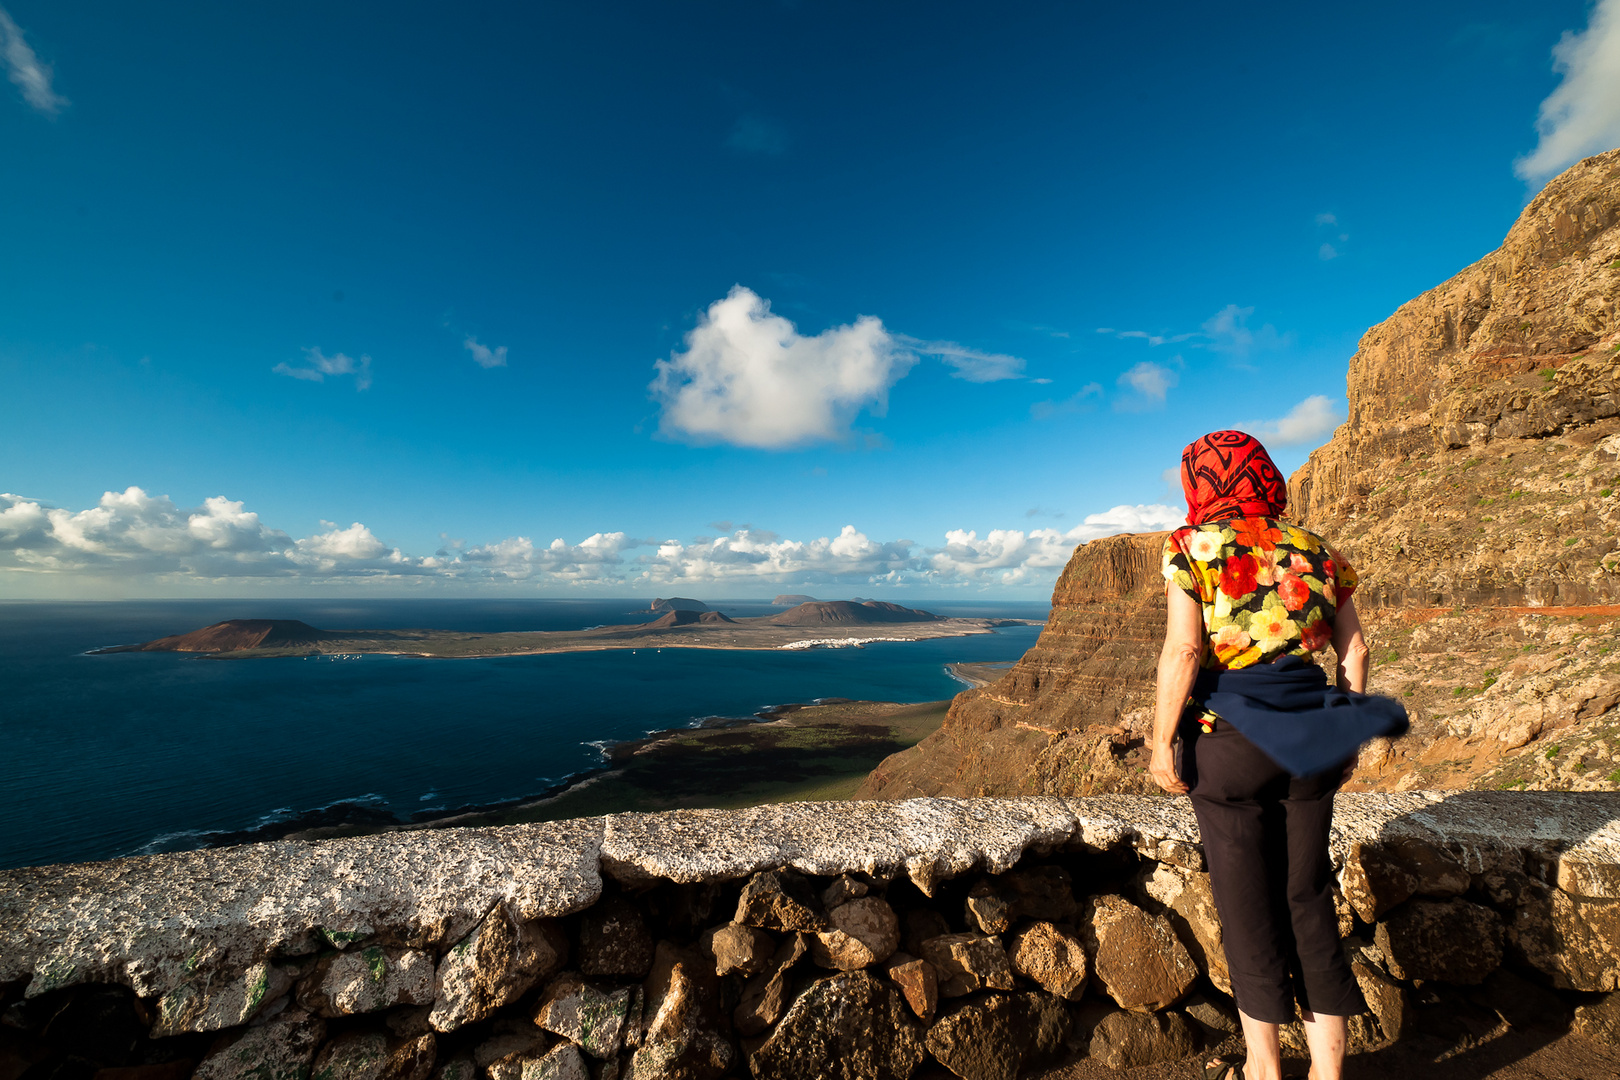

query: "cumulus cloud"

left=0, top=6, right=67, bottom=115
left=1318, top=243, right=1340, bottom=261
left=1115, top=360, right=1180, bottom=410
left=461, top=532, right=639, bottom=581
left=925, top=505, right=1185, bottom=585
left=274, top=347, right=373, bottom=390
left=464, top=337, right=508, bottom=369
left=645, top=526, right=915, bottom=584
left=1235, top=394, right=1345, bottom=447
left=650, top=286, right=917, bottom=449
left=1517, top=0, right=1620, bottom=184
left=2, top=487, right=1196, bottom=593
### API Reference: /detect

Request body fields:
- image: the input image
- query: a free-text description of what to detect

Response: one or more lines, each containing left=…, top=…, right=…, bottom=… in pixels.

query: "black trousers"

left=1181, top=719, right=1365, bottom=1024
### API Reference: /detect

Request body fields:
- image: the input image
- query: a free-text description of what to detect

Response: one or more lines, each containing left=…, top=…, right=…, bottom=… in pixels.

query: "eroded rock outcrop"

left=1289, top=148, right=1620, bottom=608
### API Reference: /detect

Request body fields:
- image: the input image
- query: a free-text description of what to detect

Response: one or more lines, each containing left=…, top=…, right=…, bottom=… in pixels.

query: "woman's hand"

left=1152, top=584, right=1204, bottom=797
left=1150, top=740, right=1188, bottom=794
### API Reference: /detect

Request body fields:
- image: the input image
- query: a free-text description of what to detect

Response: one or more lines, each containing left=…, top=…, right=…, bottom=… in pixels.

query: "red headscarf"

left=1180, top=430, right=1287, bottom=525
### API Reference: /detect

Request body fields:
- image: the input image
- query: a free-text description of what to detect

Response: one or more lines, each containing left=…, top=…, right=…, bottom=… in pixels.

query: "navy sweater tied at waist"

left=1188, top=654, right=1410, bottom=778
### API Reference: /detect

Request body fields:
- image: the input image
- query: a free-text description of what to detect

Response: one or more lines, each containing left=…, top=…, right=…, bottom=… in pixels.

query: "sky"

left=3, top=0, right=1619, bottom=599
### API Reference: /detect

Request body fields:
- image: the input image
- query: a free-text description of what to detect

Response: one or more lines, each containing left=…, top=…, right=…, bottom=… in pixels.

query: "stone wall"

left=3, top=793, right=1620, bottom=1078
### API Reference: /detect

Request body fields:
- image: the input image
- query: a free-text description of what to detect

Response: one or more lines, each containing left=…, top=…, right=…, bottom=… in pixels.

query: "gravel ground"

left=1024, top=1026, right=1620, bottom=1080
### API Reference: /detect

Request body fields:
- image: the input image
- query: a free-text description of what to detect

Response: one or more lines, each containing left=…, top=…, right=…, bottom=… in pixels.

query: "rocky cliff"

left=861, top=150, right=1620, bottom=802
left=1290, top=147, right=1620, bottom=607
left=858, top=533, right=1167, bottom=800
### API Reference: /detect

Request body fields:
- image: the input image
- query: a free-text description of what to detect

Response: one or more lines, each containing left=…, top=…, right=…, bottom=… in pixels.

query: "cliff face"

left=1290, top=148, right=1620, bottom=607
left=863, top=150, right=1620, bottom=802
left=857, top=533, right=1166, bottom=800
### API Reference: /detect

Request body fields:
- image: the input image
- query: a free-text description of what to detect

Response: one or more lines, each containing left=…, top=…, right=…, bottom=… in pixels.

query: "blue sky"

left=3, top=0, right=1618, bottom=598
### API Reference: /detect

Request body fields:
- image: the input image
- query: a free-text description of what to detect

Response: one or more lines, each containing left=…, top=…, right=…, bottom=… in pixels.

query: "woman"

left=1147, top=431, right=1406, bottom=1080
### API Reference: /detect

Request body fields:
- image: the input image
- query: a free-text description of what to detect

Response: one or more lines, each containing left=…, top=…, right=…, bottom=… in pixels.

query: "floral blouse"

left=1161, top=517, right=1358, bottom=677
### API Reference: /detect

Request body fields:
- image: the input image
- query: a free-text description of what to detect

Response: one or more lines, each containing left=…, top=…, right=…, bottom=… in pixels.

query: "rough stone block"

left=430, top=904, right=567, bottom=1032
left=915, top=934, right=1014, bottom=998
left=1140, top=864, right=1229, bottom=996
left=523, top=1042, right=590, bottom=1080
left=734, top=934, right=807, bottom=1036
left=1007, top=921, right=1087, bottom=1001
left=924, top=991, right=1068, bottom=1080
left=963, top=882, right=1011, bottom=935
left=1348, top=961, right=1407, bottom=1052
left=533, top=972, right=635, bottom=1059
left=822, top=874, right=870, bottom=909
left=1087, top=1009, right=1198, bottom=1070
left=1510, top=888, right=1620, bottom=991
left=882, top=952, right=938, bottom=1022
left=1080, top=894, right=1198, bottom=1011
left=192, top=1010, right=326, bottom=1080
left=152, top=959, right=294, bottom=1036
left=299, top=946, right=435, bottom=1017
left=1376, top=898, right=1503, bottom=985
left=735, top=869, right=828, bottom=933
left=310, top=1031, right=436, bottom=1080
left=749, top=971, right=925, bottom=1080
left=810, top=897, right=900, bottom=971
left=632, top=943, right=733, bottom=1080
left=1339, top=839, right=1471, bottom=924
left=700, top=923, right=775, bottom=978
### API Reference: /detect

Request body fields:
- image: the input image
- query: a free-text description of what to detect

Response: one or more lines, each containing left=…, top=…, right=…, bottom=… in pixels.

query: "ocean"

left=0, top=598, right=1046, bottom=870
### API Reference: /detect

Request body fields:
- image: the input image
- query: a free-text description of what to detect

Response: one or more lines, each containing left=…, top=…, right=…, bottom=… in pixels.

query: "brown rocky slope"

left=860, top=149, right=1620, bottom=801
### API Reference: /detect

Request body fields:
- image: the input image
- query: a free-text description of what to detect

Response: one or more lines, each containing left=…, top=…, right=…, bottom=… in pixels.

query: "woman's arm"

left=1332, top=595, right=1370, bottom=694
left=1149, top=584, right=1206, bottom=795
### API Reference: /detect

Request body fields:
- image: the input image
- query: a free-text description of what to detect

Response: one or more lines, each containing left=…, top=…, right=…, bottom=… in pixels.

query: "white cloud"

left=1115, top=360, right=1179, bottom=409
left=645, top=525, right=916, bottom=584
left=464, top=337, right=508, bottom=369
left=1318, top=243, right=1340, bottom=261
left=727, top=115, right=789, bottom=156
left=274, top=347, right=373, bottom=390
left=0, top=6, right=67, bottom=116
left=1315, top=212, right=1337, bottom=225
left=904, top=339, right=1027, bottom=382
left=2, top=488, right=1190, bottom=594
left=650, top=286, right=917, bottom=449
left=0, top=488, right=292, bottom=576
left=1235, top=394, right=1345, bottom=447
left=925, top=504, right=1185, bottom=585
left=1517, top=0, right=1620, bottom=184
left=461, top=533, right=639, bottom=581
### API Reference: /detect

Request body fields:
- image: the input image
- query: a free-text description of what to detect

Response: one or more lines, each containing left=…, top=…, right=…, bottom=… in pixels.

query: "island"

left=93, top=600, right=1042, bottom=659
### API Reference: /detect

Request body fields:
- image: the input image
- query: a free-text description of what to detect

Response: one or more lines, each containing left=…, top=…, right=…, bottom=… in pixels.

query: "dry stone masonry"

left=2, top=792, right=1619, bottom=1078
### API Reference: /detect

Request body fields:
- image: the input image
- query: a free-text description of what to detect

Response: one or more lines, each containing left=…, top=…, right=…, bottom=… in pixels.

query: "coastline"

left=945, top=659, right=1016, bottom=688
left=95, top=617, right=1041, bottom=661
left=190, top=695, right=954, bottom=848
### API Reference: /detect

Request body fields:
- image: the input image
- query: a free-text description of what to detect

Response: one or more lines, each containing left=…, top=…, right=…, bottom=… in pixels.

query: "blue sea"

left=0, top=598, right=1046, bottom=870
